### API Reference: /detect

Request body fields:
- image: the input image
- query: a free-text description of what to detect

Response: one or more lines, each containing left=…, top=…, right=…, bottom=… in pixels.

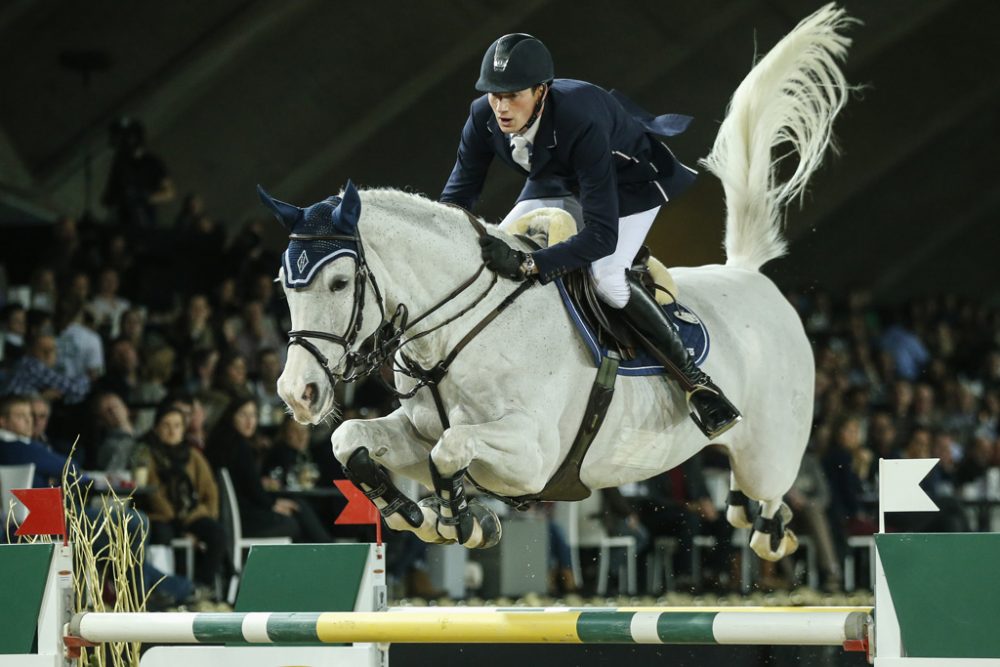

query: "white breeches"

left=500, top=200, right=660, bottom=309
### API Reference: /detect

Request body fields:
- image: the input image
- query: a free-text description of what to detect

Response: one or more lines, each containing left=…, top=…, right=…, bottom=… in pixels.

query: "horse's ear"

left=338, top=180, right=362, bottom=229
left=257, top=184, right=303, bottom=232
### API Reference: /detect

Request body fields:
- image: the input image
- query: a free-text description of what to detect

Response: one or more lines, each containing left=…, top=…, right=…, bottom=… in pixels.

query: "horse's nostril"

left=302, top=383, right=318, bottom=405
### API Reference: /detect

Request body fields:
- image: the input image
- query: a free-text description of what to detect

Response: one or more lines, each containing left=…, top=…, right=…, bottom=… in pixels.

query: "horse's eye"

left=331, top=278, right=350, bottom=292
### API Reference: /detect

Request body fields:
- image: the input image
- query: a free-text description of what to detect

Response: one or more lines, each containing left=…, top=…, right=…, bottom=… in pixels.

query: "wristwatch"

left=520, top=253, right=537, bottom=277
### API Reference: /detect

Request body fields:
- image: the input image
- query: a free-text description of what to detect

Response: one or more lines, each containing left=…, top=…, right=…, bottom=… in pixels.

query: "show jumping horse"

left=262, top=5, right=853, bottom=561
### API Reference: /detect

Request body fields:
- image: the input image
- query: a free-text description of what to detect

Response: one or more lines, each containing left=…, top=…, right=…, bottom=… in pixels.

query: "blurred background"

left=1, top=0, right=998, bottom=298
left=1, top=7, right=1000, bottom=663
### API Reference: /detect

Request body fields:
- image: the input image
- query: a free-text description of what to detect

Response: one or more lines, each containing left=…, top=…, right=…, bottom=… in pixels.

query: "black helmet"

left=475, top=33, right=554, bottom=93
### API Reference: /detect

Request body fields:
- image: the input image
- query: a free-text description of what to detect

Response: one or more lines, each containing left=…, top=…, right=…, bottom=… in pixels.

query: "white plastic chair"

left=218, top=468, right=291, bottom=602
left=844, top=534, right=876, bottom=591
left=0, top=463, right=36, bottom=525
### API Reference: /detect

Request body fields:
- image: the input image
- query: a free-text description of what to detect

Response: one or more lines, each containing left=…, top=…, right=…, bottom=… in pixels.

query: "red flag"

left=12, top=488, right=65, bottom=539
left=334, top=480, right=379, bottom=525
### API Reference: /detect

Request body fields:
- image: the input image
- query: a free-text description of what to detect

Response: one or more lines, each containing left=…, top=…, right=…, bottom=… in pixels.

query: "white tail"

left=701, top=3, right=854, bottom=271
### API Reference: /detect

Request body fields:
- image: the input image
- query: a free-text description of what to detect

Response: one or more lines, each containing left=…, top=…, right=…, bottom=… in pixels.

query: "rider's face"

left=488, top=86, right=544, bottom=134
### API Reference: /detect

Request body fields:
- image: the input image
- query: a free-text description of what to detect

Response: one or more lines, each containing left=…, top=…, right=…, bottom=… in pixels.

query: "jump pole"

left=68, top=608, right=870, bottom=648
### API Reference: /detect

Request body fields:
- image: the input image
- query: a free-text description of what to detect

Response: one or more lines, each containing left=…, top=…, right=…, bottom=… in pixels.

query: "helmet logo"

left=493, top=54, right=509, bottom=72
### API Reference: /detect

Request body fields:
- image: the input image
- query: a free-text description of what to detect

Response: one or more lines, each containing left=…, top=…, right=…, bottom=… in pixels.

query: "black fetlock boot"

left=621, top=279, right=742, bottom=439
left=428, top=459, right=476, bottom=546
left=343, top=448, right=425, bottom=530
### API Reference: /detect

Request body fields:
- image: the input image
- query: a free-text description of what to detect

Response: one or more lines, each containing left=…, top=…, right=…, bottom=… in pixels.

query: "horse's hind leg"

left=749, top=498, right=799, bottom=562
left=725, top=472, right=758, bottom=529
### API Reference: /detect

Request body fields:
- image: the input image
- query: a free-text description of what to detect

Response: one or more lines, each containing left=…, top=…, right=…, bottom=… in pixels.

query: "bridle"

left=285, top=206, right=534, bottom=411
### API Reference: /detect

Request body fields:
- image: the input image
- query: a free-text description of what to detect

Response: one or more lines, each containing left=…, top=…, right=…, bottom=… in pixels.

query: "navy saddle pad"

left=554, top=278, right=710, bottom=377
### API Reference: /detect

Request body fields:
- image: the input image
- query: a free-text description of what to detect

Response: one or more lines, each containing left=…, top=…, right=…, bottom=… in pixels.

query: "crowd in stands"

left=1, top=121, right=999, bottom=601
left=597, top=288, right=1000, bottom=593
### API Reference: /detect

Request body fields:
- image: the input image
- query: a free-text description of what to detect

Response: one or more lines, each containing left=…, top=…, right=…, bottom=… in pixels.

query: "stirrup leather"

left=685, top=384, right=742, bottom=439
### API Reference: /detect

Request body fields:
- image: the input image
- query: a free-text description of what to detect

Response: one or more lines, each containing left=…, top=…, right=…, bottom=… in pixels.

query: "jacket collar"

left=485, top=95, right=557, bottom=176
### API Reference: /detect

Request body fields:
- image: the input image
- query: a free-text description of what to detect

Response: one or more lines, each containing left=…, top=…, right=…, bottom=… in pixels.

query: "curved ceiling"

left=1, top=0, right=997, bottom=300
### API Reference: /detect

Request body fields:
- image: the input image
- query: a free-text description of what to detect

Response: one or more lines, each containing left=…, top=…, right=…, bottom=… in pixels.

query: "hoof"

left=416, top=497, right=454, bottom=544
left=467, top=498, right=502, bottom=549
left=750, top=528, right=799, bottom=561
left=726, top=504, right=753, bottom=529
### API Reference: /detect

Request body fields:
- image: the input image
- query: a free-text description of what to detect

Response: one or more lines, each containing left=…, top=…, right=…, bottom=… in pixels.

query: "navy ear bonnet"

left=257, top=180, right=362, bottom=288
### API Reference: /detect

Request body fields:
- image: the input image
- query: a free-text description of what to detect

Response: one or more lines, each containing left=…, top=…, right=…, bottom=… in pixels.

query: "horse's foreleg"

left=332, top=409, right=444, bottom=544
left=428, top=415, right=549, bottom=549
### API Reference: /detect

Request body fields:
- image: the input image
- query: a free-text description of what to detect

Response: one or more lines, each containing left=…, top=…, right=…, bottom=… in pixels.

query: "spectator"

left=132, top=346, right=176, bottom=435
left=29, top=394, right=51, bottom=444
left=880, top=317, right=930, bottom=382
left=205, top=397, right=331, bottom=543
left=101, top=117, right=175, bottom=228
left=93, top=337, right=140, bottom=406
left=633, top=454, right=732, bottom=591
left=91, top=392, right=138, bottom=472
left=0, top=394, right=78, bottom=487
left=254, top=348, right=286, bottom=433
left=200, top=351, right=253, bottom=430
left=1, top=334, right=90, bottom=405
left=867, top=410, right=901, bottom=465
left=89, top=268, right=131, bottom=338
left=784, top=448, right=843, bottom=592
left=28, top=267, right=57, bottom=314
left=264, top=419, right=319, bottom=491
left=1, top=303, right=27, bottom=365
left=171, top=294, right=217, bottom=361
left=167, top=393, right=209, bottom=451
left=55, top=296, right=104, bottom=381
left=136, top=404, right=225, bottom=592
left=185, top=348, right=219, bottom=398
left=119, top=307, right=148, bottom=352
left=233, top=301, right=284, bottom=374
left=175, top=195, right=226, bottom=295
left=912, top=383, right=941, bottom=430
left=823, top=416, right=874, bottom=536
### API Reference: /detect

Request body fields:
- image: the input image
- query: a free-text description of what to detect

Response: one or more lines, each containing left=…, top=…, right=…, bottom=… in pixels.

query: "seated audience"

left=1, top=334, right=90, bottom=404
left=206, top=397, right=331, bottom=543
left=136, top=404, right=225, bottom=591
left=0, top=394, right=78, bottom=487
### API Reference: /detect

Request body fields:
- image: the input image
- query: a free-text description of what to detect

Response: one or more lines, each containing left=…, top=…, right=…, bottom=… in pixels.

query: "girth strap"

left=509, top=352, right=619, bottom=504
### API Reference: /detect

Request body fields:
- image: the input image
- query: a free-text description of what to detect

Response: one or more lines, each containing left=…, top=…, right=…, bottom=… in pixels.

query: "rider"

left=440, top=33, right=741, bottom=439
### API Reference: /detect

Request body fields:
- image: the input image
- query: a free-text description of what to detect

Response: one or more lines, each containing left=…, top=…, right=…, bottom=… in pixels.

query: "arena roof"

left=1, top=0, right=997, bottom=300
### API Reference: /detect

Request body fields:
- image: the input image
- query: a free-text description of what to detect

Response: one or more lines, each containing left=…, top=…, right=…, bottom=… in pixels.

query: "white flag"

left=879, top=458, right=940, bottom=514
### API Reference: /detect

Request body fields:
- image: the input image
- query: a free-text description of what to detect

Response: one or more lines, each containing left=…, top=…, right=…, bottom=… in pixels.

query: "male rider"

left=441, top=33, right=740, bottom=439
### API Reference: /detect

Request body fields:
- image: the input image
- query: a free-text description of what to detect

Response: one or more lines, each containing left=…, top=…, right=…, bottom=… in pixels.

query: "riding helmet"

left=475, top=33, right=554, bottom=93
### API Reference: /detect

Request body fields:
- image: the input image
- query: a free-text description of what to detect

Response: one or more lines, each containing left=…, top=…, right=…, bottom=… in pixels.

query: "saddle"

left=498, top=208, right=689, bottom=505
left=508, top=207, right=679, bottom=362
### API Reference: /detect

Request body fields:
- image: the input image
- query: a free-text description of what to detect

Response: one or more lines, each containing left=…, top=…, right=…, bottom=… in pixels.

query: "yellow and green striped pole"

left=70, top=607, right=870, bottom=647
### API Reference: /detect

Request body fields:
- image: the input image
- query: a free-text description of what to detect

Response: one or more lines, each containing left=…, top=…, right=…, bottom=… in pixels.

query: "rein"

left=286, top=205, right=535, bottom=418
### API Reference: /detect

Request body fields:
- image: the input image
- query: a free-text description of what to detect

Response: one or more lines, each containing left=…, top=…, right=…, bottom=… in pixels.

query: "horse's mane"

left=358, top=187, right=473, bottom=239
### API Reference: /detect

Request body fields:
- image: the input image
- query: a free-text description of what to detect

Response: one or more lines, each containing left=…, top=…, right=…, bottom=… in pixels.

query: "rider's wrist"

left=520, top=253, right=537, bottom=276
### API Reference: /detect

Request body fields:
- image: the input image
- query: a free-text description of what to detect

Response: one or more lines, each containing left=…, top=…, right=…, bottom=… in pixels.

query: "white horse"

left=266, top=5, right=852, bottom=561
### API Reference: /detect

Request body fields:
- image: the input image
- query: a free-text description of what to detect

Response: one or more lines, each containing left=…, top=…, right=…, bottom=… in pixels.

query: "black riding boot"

left=621, top=279, right=742, bottom=439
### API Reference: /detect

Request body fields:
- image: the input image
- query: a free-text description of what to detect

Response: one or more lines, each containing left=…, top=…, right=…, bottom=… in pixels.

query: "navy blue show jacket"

left=440, top=79, right=697, bottom=283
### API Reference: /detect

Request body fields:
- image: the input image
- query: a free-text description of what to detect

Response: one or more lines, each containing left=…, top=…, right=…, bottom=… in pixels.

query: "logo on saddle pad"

left=556, top=280, right=710, bottom=377
left=257, top=180, right=362, bottom=288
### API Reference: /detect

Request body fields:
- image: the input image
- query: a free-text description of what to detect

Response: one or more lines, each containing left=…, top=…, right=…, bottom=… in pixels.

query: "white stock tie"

left=510, top=134, right=531, bottom=171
